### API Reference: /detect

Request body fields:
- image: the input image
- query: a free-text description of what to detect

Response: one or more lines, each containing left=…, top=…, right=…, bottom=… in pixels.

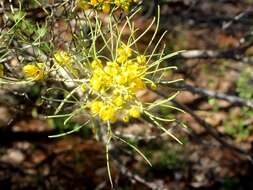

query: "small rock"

left=1, top=149, right=25, bottom=164
left=0, top=107, right=11, bottom=127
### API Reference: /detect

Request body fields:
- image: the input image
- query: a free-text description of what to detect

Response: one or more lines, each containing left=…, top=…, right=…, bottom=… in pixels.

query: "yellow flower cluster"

left=22, top=63, right=45, bottom=80
left=22, top=51, right=76, bottom=81
left=54, top=51, right=78, bottom=77
left=89, top=44, right=146, bottom=122
left=54, top=51, right=72, bottom=66
left=77, top=0, right=139, bottom=13
left=115, top=0, right=139, bottom=12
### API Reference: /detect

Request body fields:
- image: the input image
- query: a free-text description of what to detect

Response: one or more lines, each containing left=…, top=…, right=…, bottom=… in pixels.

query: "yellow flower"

left=88, top=40, right=150, bottom=123
left=102, top=3, right=111, bottom=14
left=115, top=74, right=128, bottom=85
left=113, top=89, right=120, bottom=96
left=104, top=62, right=119, bottom=76
left=113, top=95, right=124, bottom=107
left=129, top=106, right=142, bottom=118
left=114, top=0, right=121, bottom=7
left=91, top=58, right=103, bottom=69
left=122, top=44, right=132, bottom=55
left=150, top=82, right=157, bottom=90
left=125, top=63, right=140, bottom=79
left=122, top=4, right=129, bottom=12
left=90, top=100, right=104, bottom=115
left=107, top=61, right=119, bottom=67
left=81, top=84, right=86, bottom=92
left=114, top=0, right=133, bottom=12
left=22, top=63, right=45, bottom=80
left=130, top=78, right=145, bottom=92
left=54, top=51, right=72, bottom=66
left=137, top=55, right=146, bottom=64
left=90, top=0, right=98, bottom=6
left=78, top=0, right=137, bottom=13
left=92, top=67, right=104, bottom=76
left=90, top=75, right=103, bottom=91
left=116, top=44, right=132, bottom=63
left=122, top=114, right=129, bottom=122
left=99, top=105, right=116, bottom=122
left=123, top=94, right=133, bottom=101
left=117, top=55, right=127, bottom=63
left=54, top=51, right=79, bottom=77
left=77, top=0, right=90, bottom=10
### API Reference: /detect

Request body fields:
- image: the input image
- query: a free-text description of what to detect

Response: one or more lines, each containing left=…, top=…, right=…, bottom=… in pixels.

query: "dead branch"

left=161, top=82, right=253, bottom=109
left=178, top=50, right=253, bottom=64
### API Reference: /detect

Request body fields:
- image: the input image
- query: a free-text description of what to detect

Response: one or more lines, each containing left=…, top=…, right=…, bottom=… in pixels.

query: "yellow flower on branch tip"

left=114, top=0, right=120, bottom=6
left=81, top=84, right=86, bottom=92
left=115, top=73, right=128, bottom=85
left=123, top=94, right=133, bottom=101
left=90, top=75, right=103, bottom=91
left=122, top=114, right=130, bottom=122
left=104, top=65, right=119, bottom=76
left=102, top=4, right=111, bottom=14
left=113, top=95, right=124, bottom=107
left=54, top=51, right=72, bottom=66
left=90, top=100, right=104, bottom=115
left=78, top=0, right=138, bottom=13
left=99, top=105, right=116, bottom=122
left=116, top=44, right=132, bottom=63
left=91, top=59, right=103, bottom=69
left=22, top=63, right=45, bottom=80
left=129, top=106, right=142, bottom=118
left=88, top=42, right=150, bottom=122
left=129, top=78, right=146, bottom=92
left=90, top=0, right=98, bottom=6
left=120, top=44, right=132, bottom=56
left=150, top=82, right=157, bottom=90
left=137, top=55, right=146, bottom=64
left=54, top=51, right=78, bottom=76
left=77, top=0, right=90, bottom=10
left=122, top=5, right=129, bottom=12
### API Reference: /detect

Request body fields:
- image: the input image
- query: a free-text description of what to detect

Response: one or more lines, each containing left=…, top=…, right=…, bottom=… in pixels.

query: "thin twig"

left=178, top=49, right=253, bottom=64
left=160, top=82, right=253, bottom=109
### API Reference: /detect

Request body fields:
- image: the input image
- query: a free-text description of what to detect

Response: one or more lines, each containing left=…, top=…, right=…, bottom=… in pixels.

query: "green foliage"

left=224, top=122, right=252, bottom=140
left=30, top=84, right=43, bottom=98
left=208, top=98, right=219, bottom=112
left=224, top=107, right=253, bottom=140
left=236, top=68, right=253, bottom=99
left=145, top=143, right=185, bottom=172
left=222, top=68, right=253, bottom=140
left=11, top=12, right=47, bottom=41
left=160, top=105, right=177, bottom=119
left=158, top=149, right=184, bottom=170
left=222, top=176, right=240, bottom=190
left=49, top=117, right=92, bottom=138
